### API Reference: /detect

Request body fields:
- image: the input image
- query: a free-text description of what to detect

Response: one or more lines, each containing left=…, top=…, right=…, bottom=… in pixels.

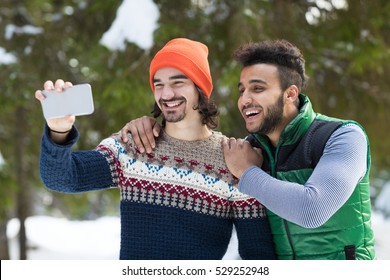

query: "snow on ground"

left=7, top=215, right=240, bottom=260
left=7, top=216, right=120, bottom=260
left=6, top=211, right=389, bottom=260
left=371, top=212, right=390, bottom=259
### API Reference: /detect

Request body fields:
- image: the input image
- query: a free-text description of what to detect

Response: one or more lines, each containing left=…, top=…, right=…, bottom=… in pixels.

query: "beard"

left=159, top=97, right=187, bottom=123
left=163, top=111, right=186, bottom=123
left=251, top=92, right=284, bottom=135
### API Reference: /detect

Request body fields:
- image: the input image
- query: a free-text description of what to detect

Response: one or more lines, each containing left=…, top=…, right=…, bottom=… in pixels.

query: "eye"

left=173, top=80, right=185, bottom=86
left=238, top=87, right=245, bottom=96
left=252, top=85, right=265, bottom=92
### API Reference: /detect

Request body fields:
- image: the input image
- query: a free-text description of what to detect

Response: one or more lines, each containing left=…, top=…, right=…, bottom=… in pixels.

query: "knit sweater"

left=40, top=125, right=275, bottom=260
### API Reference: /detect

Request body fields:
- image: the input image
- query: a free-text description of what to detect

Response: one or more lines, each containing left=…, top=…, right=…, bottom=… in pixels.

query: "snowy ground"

left=6, top=211, right=389, bottom=260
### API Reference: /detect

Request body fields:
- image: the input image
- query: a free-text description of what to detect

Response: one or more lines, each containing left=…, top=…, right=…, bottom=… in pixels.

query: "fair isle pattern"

left=231, top=198, right=267, bottom=219
left=122, top=185, right=231, bottom=218
left=97, top=130, right=266, bottom=219
left=98, top=144, right=231, bottom=218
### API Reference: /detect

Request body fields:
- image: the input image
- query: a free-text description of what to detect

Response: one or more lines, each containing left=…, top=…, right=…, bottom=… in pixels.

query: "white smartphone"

left=41, top=83, right=94, bottom=119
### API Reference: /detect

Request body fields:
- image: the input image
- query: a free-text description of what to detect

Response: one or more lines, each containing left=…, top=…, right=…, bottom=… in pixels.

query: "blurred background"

left=1, top=0, right=390, bottom=260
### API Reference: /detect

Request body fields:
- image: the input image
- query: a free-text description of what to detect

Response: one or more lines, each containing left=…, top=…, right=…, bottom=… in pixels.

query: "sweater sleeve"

left=39, top=124, right=117, bottom=193
left=238, top=123, right=368, bottom=228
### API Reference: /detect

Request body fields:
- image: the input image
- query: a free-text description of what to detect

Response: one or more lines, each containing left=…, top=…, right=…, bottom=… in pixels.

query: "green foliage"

left=1, top=0, right=390, bottom=225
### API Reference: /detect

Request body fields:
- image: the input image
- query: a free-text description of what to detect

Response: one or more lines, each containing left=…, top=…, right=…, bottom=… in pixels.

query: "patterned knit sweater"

left=40, top=125, right=275, bottom=260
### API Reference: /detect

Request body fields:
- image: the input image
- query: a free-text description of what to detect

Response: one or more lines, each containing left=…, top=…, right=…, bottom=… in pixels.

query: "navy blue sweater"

left=40, top=125, right=275, bottom=260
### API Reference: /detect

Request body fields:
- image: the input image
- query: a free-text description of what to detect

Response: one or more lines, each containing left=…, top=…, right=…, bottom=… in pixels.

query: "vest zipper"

left=267, top=140, right=297, bottom=259
left=283, top=220, right=296, bottom=259
left=253, top=135, right=297, bottom=259
left=274, top=143, right=296, bottom=259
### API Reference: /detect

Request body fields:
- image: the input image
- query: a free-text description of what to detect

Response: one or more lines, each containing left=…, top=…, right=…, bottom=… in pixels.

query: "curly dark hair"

left=151, top=87, right=219, bottom=129
left=233, top=39, right=308, bottom=93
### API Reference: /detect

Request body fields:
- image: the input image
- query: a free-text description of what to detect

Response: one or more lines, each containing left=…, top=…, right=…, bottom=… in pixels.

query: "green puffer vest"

left=250, top=94, right=375, bottom=260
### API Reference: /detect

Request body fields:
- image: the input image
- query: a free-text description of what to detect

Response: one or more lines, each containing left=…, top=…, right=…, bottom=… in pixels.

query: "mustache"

left=242, top=104, right=262, bottom=110
left=158, top=97, right=186, bottom=103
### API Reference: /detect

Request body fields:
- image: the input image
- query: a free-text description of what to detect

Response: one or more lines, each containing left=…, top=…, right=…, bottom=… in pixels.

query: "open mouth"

left=243, top=108, right=261, bottom=120
left=161, top=99, right=185, bottom=109
left=163, top=101, right=183, bottom=108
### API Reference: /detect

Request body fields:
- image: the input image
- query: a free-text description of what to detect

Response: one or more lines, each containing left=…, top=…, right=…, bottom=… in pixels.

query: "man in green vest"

left=120, top=39, right=375, bottom=260
left=221, top=39, right=375, bottom=260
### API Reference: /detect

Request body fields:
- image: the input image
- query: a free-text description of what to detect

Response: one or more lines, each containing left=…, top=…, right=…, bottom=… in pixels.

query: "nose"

left=161, top=85, right=175, bottom=100
left=239, top=89, right=252, bottom=107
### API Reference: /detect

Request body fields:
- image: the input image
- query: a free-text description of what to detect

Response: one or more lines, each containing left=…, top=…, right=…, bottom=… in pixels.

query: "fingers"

left=222, top=137, right=249, bottom=148
left=237, top=138, right=250, bottom=147
left=37, top=79, right=74, bottom=102
left=63, top=81, right=73, bottom=89
left=135, top=117, right=157, bottom=153
left=253, top=147, right=263, bottom=157
left=141, top=117, right=157, bottom=151
left=121, top=123, right=130, bottom=143
left=221, top=137, right=228, bottom=149
left=121, top=117, right=154, bottom=154
left=152, top=121, right=161, bottom=137
left=228, top=137, right=237, bottom=147
left=43, top=79, right=73, bottom=92
left=43, top=80, right=55, bottom=91
left=53, top=79, right=65, bottom=92
left=35, top=90, right=45, bottom=101
left=128, top=122, right=145, bottom=152
left=37, top=79, right=75, bottom=128
left=222, top=137, right=234, bottom=150
left=35, top=80, right=58, bottom=101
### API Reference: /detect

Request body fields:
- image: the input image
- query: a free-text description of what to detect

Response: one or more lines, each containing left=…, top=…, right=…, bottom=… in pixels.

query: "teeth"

left=245, top=110, right=259, bottom=116
left=165, top=102, right=181, bottom=107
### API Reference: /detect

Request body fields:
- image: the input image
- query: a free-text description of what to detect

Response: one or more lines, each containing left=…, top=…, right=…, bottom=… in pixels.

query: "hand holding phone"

left=40, top=83, right=94, bottom=119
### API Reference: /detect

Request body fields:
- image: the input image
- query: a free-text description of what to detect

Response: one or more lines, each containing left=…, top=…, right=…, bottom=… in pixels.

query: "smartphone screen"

left=41, top=83, right=94, bottom=119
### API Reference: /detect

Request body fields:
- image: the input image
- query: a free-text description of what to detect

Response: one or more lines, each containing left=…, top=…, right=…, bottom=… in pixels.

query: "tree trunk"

left=14, top=106, right=30, bottom=260
left=0, top=221, right=10, bottom=259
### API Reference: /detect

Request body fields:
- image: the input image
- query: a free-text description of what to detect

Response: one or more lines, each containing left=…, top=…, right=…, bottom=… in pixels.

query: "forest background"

left=1, top=0, right=390, bottom=259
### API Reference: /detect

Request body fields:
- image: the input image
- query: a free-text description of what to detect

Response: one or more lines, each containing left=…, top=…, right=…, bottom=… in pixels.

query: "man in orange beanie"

left=36, top=38, right=275, bottom=259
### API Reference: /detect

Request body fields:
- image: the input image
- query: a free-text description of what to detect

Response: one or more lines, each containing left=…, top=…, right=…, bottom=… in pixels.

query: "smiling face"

left=153, top=67, right=200, bottom=124
left=238, top=63, right=286, bottom=135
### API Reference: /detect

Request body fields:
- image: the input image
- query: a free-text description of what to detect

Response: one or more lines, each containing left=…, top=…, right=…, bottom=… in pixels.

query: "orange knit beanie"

left=149, top=38, right=213, bottom=97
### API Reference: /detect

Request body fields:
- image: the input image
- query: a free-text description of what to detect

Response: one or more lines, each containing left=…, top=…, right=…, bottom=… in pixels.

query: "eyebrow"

left=237, top=79, right=267, bottom=88
left=153, top=74, right=188, bottom=84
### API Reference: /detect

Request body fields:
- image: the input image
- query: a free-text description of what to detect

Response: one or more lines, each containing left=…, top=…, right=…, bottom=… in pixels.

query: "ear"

left=285, top=85, right=299, bottom=103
